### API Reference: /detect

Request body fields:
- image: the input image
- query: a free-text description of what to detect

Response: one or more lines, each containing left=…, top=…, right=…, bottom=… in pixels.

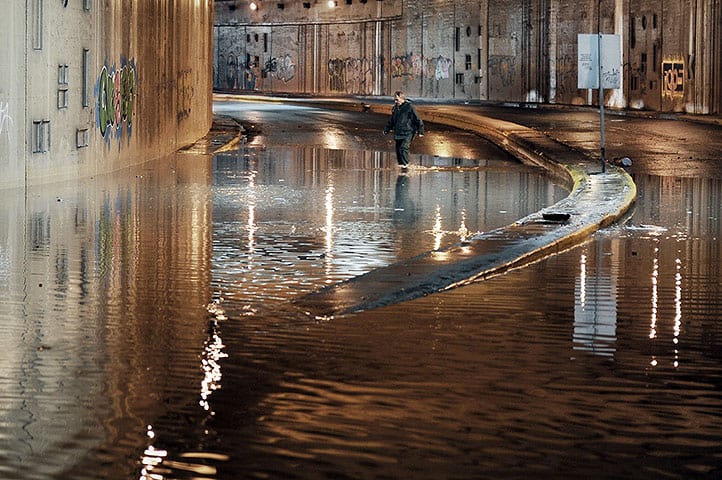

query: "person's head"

left=393, top=91, right=406, bottom=105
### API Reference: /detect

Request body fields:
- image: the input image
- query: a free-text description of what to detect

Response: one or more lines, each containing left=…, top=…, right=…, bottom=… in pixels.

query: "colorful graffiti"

left=390, top=52, right=423, bottom=79
left=97, top=58, right=137, bottom=144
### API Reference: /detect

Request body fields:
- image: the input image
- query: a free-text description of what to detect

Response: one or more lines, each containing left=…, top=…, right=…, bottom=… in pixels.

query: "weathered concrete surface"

left=270, top=97, right=638, bottom=316
left=1, top=2, right=214, bottom=189
left=214, top=0, right=722, bottom=113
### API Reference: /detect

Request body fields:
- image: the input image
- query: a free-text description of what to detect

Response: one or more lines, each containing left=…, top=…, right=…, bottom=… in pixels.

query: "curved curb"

left=295, top=166, right=636, bottom=317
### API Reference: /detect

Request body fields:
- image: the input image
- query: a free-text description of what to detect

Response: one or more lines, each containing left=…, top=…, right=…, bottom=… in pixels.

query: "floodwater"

left=1, top=103, right=721, bottom=480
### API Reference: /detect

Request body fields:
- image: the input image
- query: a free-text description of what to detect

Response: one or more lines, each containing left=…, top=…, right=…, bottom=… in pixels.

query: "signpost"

left=578, top=34, right=621, bottom=173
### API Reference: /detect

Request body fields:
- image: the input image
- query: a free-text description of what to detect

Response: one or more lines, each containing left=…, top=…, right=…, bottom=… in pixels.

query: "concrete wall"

left=0, top=2, right=26, bottom=187
left=213, top=0, right=721, bottom=114
left=0, top=0, right=213, bottom=190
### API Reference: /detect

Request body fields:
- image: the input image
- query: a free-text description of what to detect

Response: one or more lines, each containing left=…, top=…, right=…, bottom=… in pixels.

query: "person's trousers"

left=394, top=136, right=413, bottom=166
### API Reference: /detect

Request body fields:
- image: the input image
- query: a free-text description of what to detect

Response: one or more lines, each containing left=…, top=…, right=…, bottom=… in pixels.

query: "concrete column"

left=548, top=0, right=558, bottom=103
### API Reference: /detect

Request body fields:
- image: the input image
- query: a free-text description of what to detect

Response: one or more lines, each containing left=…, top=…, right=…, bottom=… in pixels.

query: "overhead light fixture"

left=250, top=1, right=258, bottom=10
left=328, top=0, right=337, bottom=7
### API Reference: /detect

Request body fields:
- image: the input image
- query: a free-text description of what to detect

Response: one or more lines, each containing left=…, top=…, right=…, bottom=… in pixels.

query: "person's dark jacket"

left=384, top=101, right=424, bottom=139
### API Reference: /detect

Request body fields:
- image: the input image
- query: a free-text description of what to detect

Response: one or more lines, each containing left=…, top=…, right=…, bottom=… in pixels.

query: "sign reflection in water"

left=574, top=244, right=618, bottom=358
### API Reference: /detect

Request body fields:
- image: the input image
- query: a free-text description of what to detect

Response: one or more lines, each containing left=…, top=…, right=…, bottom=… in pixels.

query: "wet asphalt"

left=210, top=94, right=721, bottom=316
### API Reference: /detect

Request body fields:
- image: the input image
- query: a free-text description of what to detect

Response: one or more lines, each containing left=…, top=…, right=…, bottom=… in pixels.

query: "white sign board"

left=578, top=34, right=622, bottom=89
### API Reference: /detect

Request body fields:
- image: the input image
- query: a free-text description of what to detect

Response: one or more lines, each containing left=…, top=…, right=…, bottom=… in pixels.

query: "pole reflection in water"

left=139, top=299, right=229, bottom=480
left=673, top=257, right=683, bottom=368
left=246, top=169, right=258, bottom=265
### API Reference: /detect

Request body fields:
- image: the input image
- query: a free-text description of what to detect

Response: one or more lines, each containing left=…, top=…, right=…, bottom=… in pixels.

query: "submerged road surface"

left=1, top=96, right=721, bottom=479
left=215, top=95, right=637, bottom=316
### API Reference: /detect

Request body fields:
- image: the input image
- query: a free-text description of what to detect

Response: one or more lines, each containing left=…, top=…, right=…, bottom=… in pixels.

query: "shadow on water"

left=1, top=142, right=722, bottom=479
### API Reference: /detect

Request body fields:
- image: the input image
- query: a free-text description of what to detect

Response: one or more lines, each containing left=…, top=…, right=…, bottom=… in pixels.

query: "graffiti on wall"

left=662, top=61, right=684, bottom=96
left=328, top=57, right=372, bottom=94
left=219, top=54, right=239, bottom=88
left=264, top=54, right=295, bottom=83
left=556, top=53, right=577, bottom=97
left=0, top=101, right=13, bottom=140
left=96, top=58, right=137, bottom=144
left=215, top=52, right=295, bottom=90
left=431, top=56, right=453, bottom=81
left=218, top=53, right=261, bottom=90
left=391, top=53, right=422, bottom=78
left=390, top=53, right=453, bottom=81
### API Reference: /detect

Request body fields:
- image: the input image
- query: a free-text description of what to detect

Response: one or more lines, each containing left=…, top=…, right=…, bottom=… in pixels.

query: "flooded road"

left=1, top=100, right=721, bottom=479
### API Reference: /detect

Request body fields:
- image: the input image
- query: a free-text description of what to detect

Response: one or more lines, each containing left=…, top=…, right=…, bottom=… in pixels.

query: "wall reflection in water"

left=573, top=174, right=722, bottom=369
left=616, top=174, right=722, bottom=371
left=0, top=153, right=213, bottom=479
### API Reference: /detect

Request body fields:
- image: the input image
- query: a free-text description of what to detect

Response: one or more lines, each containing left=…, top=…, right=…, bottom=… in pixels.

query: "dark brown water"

left=1, top=140, right=721, bottom=479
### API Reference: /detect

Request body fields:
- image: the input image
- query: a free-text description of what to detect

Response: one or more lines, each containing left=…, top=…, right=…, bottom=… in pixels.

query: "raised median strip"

left=290, top=98, right=637, bottom=317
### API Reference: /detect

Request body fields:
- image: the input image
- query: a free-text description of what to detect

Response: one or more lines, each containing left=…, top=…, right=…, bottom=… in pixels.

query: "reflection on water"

left=1, top=146, right=722, bottom=479
left=0, top=153, right=215, bottom=479
left=210, top=146, right=562, bottom=303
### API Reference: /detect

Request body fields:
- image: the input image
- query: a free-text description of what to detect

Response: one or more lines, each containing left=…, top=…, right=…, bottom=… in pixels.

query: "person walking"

left=383, top=91, right=424, bottom=168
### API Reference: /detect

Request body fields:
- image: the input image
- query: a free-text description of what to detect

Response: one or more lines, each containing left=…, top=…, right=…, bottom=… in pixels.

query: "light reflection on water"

left=210, top=146, right=562, bottom=303
left=1, top=146, right=722, bottom=479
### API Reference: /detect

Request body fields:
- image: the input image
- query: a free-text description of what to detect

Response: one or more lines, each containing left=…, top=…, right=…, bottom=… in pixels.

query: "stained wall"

left=213, top=0, right=721, bottom=114
left=0, top=0, right=214, bottom=189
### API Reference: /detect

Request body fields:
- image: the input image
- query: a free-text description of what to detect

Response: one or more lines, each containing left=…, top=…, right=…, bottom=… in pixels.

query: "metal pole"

left=598, top=32, right=606, bottom=173
left=597, top=2, right=606, bottom=174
